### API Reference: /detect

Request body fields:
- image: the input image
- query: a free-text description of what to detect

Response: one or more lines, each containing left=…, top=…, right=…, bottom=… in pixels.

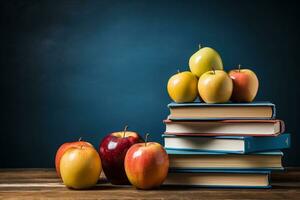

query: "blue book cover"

left=163, top=133, right=290, bottom=154
left=168, top=101, right=276, bottom=120
left=165, top=169, right=271, bottom=188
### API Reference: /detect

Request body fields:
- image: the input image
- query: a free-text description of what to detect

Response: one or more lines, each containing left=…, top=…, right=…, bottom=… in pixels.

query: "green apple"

left=189, top=45, right=223, bottom=78
left=198, top=69, right=233, bottom=103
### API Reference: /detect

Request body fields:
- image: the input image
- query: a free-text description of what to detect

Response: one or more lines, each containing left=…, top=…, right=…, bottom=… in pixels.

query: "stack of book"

left=163, top=102, right=290, bottom=188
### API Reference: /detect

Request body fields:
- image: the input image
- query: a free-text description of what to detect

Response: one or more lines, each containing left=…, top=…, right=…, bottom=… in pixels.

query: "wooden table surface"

left=0, top=168, right=299, bottom=199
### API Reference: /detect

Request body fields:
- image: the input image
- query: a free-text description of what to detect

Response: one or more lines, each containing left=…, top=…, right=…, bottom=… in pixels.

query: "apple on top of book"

left=167, top=70, right=198, bottom=103
left=189, top=44, right=223, bottom=78
left=198, top=67, right=233, bottom=103
left=229, top=64, right=259, bottom=102
left=167, top=44, right=259, bottom=103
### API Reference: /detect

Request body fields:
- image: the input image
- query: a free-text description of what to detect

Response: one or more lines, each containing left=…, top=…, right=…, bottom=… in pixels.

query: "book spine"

left=272, top=104, right=276, bottom=119
left=245, top=134, right=290, bottom=153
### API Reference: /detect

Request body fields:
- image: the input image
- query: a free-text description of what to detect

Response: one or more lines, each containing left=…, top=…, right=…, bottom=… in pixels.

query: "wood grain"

left=0, top=168, right=299, bottom=199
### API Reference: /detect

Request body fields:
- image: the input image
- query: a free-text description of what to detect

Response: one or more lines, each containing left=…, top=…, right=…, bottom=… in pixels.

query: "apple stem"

left=78, top=137, right=82, bottom=142
left=145, top=133, right=149, bottom=146
left=198, top=44, right=201, bottom=49
left=123, top=125, right=128, bottom=138
left=177, top=69, right=180, bottom=74
left=238, top=64, right=241, bottom=72
left=212, top=66, right=216, bottom=75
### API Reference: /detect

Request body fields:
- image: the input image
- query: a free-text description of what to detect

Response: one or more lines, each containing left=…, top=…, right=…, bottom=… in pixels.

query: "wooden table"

left=0, top=168, right=299, bottom=199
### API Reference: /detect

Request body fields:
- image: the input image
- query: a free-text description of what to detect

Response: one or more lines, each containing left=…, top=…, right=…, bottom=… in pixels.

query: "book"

left=164, top=170, right=271, bottom=188
left=168, top=102, right=275, bottom=120
left=163, top=133, right=290, bottom=154
left=164, top=119, right=285, bottom=136
left=167, top=149, right=283, bottom=170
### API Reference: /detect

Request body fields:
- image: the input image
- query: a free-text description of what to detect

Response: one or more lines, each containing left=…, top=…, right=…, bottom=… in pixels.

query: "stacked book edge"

left=163, top=101, right=290, bottom=188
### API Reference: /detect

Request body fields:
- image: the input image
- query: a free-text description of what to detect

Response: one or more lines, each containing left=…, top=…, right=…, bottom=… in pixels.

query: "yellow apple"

left=55, top=138, right=93, bottom=178
left=198, top=69, right=233, bottom=103
left=60, top=145, right=102, bottom=189
left=189, top=45, right=223, bottom=78
left=167, top=71, right=198, bottom=103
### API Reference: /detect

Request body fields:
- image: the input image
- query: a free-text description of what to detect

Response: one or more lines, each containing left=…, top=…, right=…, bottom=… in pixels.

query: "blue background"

left=1, top=0, right=299, bottom=167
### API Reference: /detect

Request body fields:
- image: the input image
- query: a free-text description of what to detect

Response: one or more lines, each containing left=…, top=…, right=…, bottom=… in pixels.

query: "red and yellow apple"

left=99, top=126, right=143, bottom=185
left=55, top=138, right=93, bottom=177
left=189, top=45, right=223, bottom=78
left=167, top=71, right=198, bottom=103
left=124, top=134, right=169, bottom=189
left=229, top=65, right=259, bottom=102
left=198, top=69, right=233, bottom=103
left=60, top=145, right=102, bottom=189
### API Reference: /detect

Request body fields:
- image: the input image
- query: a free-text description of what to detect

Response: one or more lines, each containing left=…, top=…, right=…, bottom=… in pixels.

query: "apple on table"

left=55, top=138, right=93, bottom=177
left=229, top=64, right=259, bottom=102
left=125, top=134, right=169, bottom=190
left=99, top=125, right=143, bottom=185
left=60, top=145, right=102, bottom=189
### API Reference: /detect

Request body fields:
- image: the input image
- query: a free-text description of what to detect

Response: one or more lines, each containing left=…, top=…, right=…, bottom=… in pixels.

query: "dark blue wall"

left=1, top=0, right=299, bottom=167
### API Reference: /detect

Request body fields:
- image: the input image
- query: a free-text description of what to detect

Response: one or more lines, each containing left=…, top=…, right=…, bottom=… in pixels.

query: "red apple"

left=124, top=134, right=169, bottom=189
left=229, top=64, right=259, bottom=102
left=55, top=138, right=93, bottom=177
left=99, top=125, right=143, bottom=185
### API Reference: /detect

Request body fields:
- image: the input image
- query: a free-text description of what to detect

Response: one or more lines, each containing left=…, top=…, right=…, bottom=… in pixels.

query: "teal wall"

left=1, top=0, right=299, bottom=167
